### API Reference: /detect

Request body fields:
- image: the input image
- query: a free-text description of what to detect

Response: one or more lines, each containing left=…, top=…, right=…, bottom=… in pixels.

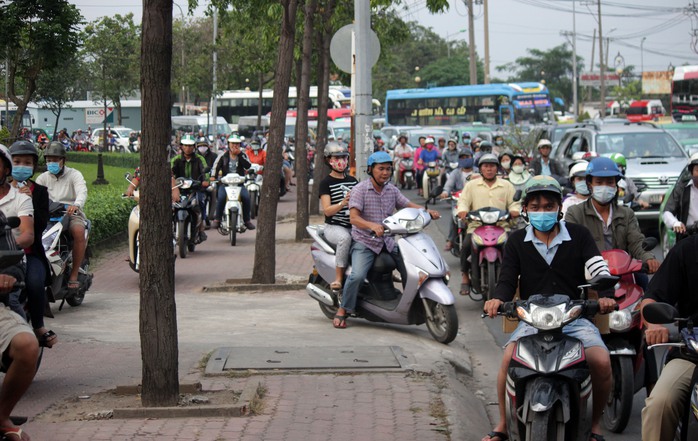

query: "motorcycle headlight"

left=609, top=309, right=633, bottom=332
left=42, top=230, right=58, bottom=252
left=528, top=304, right=566, bottom=330
left=481, top=212, right=499, bottom=224
left=399, top=214, right=425, bottom=233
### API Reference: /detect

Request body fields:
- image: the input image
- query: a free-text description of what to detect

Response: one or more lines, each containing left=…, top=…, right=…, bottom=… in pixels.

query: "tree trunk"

left=52, top=107, right=63, bottom=140
left=310, top=0, right=335, bottom=214
left=257, top=71, right=263, bottom=130
left=7, top=63, right=36, bottom=141
left=139, top=0, right=179, bottom=407
left=294, top=0, right=315, bottom=241
left=251, top=0, right=299, bottom=284
left=115, top=98, right=123, bottom=126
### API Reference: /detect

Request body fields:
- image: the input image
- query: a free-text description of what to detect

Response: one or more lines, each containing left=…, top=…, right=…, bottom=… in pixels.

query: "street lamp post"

left=445, top=28, right=467, bottom=58
left=640, top=37, right=646, bottom=78
left=414, top=66, right=421, bottom=88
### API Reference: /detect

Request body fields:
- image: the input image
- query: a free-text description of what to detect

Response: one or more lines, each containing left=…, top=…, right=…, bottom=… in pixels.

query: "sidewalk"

left=14, top=189, right=490, bottom=441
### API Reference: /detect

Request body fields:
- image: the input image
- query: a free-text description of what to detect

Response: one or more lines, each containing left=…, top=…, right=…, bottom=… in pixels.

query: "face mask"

left=512, top=165, right=524, bottom=174
left=329, top=157, right=348, bottom=171
left=47, top=162, right=62, bottom=175
left=12, top=165, right=33, bottom=182
left=496, top=140, right=503, bottom=146
left=591, top=185, right=616, bottom=204
left=528, top=211, right=558, bottom=232
left=574, top=181, right=590, bottom=196
left=501, top=161, right=511, bottom=170
left=197, top=146, right=208, bottom=155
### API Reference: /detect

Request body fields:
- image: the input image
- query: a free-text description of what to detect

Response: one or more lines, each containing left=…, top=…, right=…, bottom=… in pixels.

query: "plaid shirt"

left=349, top=179, right=410, bottom=254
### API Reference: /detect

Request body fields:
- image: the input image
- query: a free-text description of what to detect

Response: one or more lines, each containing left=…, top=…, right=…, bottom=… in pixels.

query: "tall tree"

left=34, top=56, right=85, bottom=139
left=83, top=13, right=140, bottom=126
left=140, top=0, right=178, bottom=406
left=0, top=0, right=82, bottom=139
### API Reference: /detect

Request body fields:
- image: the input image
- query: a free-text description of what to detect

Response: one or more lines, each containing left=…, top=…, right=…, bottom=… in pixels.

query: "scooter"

left=216, top=172, right=247, bottom=246
left=466, top=207, right=510, bottom=301
left=172, top=178, right=205, bottom=258
left=644, top=302, right=698, bottom=441
left=601, top=243, right=656, bottom=433
left=398, top=153, right=416, bottom=190
left=423, top=161, right=441, bottom=204
left=42, top=202, right=94, bottom=309
left=484, top=275, right=619, bottom=441
left=305, top=202, right=459, bottom=344
left=244, top=164, right=263, bottom=220
left=449, top=190, right=465, bottom=258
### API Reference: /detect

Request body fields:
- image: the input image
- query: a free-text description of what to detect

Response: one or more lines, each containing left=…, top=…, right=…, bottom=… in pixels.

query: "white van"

left=171, top=115, right=230, bottom=136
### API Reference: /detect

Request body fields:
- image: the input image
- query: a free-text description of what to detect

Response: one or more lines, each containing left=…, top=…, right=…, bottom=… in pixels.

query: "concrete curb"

left=203, top=283, right=306, bottom=293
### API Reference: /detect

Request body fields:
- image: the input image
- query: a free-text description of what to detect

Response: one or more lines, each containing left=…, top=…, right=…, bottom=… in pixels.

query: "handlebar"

left=480, top=298, right=618, bottom=319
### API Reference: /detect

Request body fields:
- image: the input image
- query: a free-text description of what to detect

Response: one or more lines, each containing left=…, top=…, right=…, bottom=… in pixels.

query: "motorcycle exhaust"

left=305, top=283, right=334, bottom=306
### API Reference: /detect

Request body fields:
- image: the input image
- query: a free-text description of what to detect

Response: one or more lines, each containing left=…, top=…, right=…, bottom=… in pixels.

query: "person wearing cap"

left=246, top=140, right=266, bottom=171
left=530, top=139, right=564, bottom=181
left=72, top=128, right=88, bottom=144
left=334, top=151, right=440, bottom=328
left=413, top=137, right=427, bottom=195
left=196, top=136, right=217, bottom=169
left=459, top=131, right=472, bottom=149
left=418, top=137, right=441, bottom=197
left=440, top=157, right=474, bottom=251
left=36, top=141, right=88, bottom=294
left=482, top=175, right=616, bottom=441
left=505, top=154, right=531, bottom=193
left=210, top=135, right=255, bottom=231
left=442, top=139, right=461, bottom=167
left=9, top=140, right=56, bottom=349
left=436, top=137, right=446, bottom=152
left=457, top=153, right=520, bottom=297
left=561, top=160, right=590, bottom=215
left=565, top=157, right=660, bottom=278
left=172, top=134, right=212, bottom=240
left=497, top=150, right=514, bottom=179
left=661, top=153, right=698, bottom=241
left=392, top=134, right=413, bottom=184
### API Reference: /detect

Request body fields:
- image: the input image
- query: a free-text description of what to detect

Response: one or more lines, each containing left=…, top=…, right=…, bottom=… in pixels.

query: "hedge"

left=67, top=151, right=141, bottom=169
left=82, top=187, right=135, bottom=245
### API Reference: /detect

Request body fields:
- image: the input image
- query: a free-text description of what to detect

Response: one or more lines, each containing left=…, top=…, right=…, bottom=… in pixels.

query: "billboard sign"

left=642, top=71, right=672, bottom=95
left=85, top=107, right=114, bottom=125
left=580, top=72, right=621, bottom=87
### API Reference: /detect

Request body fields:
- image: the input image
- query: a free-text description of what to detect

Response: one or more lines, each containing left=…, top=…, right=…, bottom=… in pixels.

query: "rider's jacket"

left=212, top=152, right=252, bottom=179
left=171, top=153, right=210, bottom=182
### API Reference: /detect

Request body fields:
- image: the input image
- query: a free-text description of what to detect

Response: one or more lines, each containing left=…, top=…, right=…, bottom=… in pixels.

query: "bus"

left=384, top=82, right=553, bottom=126
left=671, top=65, right=698, bottom=122
left=171, top=115, right=230, bottom=136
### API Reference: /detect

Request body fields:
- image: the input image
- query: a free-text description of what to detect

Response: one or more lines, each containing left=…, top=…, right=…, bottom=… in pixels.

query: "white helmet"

left=568, top=160, right=589, bottom=179
left=227, top=135, right=242, bottom=143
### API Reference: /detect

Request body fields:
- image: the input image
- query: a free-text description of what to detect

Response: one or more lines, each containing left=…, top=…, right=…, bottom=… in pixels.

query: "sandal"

left=0, top=426, right=27, bottom=440
left=333, top=314, right=347, bottom=329
left=67, top=280, right=81, bottom=292
left=329, top=281, right=342, bottom=291
left=37, top=330, right=57, bottom=348
left=459, top=283, right=470, bottom=296
left=444, top=242, right=453, bottom=251
left=483, top=431, right=508, bottom=441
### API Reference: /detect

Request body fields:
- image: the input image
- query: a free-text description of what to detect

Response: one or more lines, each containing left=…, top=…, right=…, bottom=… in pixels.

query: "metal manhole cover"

left=206, top=346, right=406, bottom=373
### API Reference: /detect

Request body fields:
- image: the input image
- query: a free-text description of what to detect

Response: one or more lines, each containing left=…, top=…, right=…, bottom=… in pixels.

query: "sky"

left=71, top=0, right=697, bottom=75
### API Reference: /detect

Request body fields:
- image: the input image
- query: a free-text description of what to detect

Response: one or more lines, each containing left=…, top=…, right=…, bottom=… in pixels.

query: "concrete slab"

left=206, top=346, right=407, bottom=373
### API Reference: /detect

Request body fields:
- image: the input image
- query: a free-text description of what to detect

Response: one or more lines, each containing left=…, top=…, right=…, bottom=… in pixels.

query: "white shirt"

left=662, top=181, right=698, bottom=228
left=36, top=166, right=88, bottom=208
left=0, top=186, right=33, bottom=218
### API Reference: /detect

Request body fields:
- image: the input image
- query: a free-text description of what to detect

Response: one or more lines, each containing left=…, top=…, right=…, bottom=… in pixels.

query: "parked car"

left=90, top=126, right=135, bottom=152
left=662, top=122, right=698, bottom=156
left=553, top=121, right=688, bottom=222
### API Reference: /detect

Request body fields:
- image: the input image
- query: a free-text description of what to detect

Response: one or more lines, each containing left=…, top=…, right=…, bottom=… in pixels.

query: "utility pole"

left=467, top=0, right=477, bottom=84
left=483, top=0, right=490, bottom=84
left=572, top=0, right=578, bottom=119
left=211, top=8, right=218, bottom=139
left=598, top=0, right=606, bottom=117
left=354, top=0, right=373, bottom=180
left=589, top=28, right=596, bottom=104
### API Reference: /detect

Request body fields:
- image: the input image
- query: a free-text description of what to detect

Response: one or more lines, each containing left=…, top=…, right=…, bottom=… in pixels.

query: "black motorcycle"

left=172, top=178, right=205, bottom=258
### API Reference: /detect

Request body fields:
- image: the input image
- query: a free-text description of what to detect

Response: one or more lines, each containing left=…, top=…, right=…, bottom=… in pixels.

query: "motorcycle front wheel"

left=603, top=355, right=634, bottom=433
left=229, top=209, right=237, bottom=246
left=528, top=408, right=559, bottom=441
left=250, top=190, right=258, bottom=219
left=424, top=299, right=458, bottom=344
left=486, top=261, right=497, bottom=301
left=178, top=219, right=188, bottom=258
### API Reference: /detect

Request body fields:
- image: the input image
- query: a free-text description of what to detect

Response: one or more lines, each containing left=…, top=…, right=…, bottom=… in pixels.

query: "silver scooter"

left=306, top=207, right=458, bottom=344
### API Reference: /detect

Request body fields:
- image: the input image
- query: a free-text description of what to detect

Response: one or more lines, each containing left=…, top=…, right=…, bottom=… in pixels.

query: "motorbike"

left=305, top=202, right=459, bottom=344
left=644, top=302, right=698, bottom=441
left=244, top=164, right=263, bottom=220
left=172, top=178, right=205, bottom=258
left=449, top=190, right=465, bottom=258
left=74, top=139, right=91, bottom=152
left=466, top=207, right=510, bottom=301
left=216, top=172, right=247, bottom=246
left=423, top=161, right=441, bottom=204
left=41, top=202, right=94, bottom=309
left=398, top=153, right=416, bottom=190
left=600, top=239, right=657, bottom=433
left=484, top=275, right=619, bottom=441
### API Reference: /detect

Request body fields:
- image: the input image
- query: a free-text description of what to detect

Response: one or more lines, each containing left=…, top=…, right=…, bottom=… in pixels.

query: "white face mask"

left=512, top=165, right=524, bottom=174
left=501, top=160, right=511, bottom=170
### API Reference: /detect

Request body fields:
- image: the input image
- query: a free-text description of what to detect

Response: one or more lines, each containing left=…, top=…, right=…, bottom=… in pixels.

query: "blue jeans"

left=340, top=242, right=402, bottom=312
left=196, top=191, right=209, bottom=222
left=216, top=184, right=251, bottom=223
left=506, top=318, right=606, bottom=349
left=25, top=254, right=46, bottom=330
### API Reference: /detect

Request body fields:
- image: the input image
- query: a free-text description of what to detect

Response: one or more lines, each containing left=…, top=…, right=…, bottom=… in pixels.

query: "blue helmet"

left=458, top=158, right=474, bottom=169
left=586, top=157, right=622, bottom=178
left=367, top=151, right=392, bottom=166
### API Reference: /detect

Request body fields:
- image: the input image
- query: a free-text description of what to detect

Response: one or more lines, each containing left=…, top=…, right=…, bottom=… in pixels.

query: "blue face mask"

left=574, top=181, right=590, bottom=196
left=47, top=162, right=62, bottom=175
left=528, top=211, right=559, bottom=232
left=591, top=185, right=616, bottom=205
left=11, top=165, right=34, bottom=183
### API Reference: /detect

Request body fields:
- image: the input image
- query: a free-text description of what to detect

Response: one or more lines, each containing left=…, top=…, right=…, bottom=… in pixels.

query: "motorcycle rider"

left=196, top=136, right=217, bottom=169
left=661, top=152, right=698, bottom=240
left=505, top=153, right=531, bottom=192
left=640, top=234, right=698, bottom=441
left=483, top=175, right=616, bottom=441
left=124, top=167, right=181, bottom=203
left=565, top=157, right=660, bottom=283
left=498, top=149, right=514, bottom=178
left=318, top=143, right=358, bottom=316
left=210, top=135, right=255, bottom=231
left=72, top=129, right=88, bottom=145
left=473, top=140, right=493, bottom=171
left=393, top=134, right=413, bottom=184
left=561, top=160, right=590, bottom=215
left=9, top=141, right=56, bottom=348
left=610, top=152, right=648, bottom=208
left=246, top=139, right=267, bottom=170
left=530, top=139, right=565, bottom=181
left=418, top=137, right=440, bottom=197
left=333, top=151, right=440, bottom=328
left=170, top=134, right=210, bottom=241
left=36, top=141, right=88, bottom=294
left=457, top=153, right=520, bottom=297
left=440, top=157, right=474, bottom=252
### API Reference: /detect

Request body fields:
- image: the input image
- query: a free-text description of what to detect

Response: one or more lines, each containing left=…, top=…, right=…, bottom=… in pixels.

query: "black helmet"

left=45, top=141, right=67, bottom=158
left=0, top=145, right=11, bottom=173
left=479, top=141, right=493, bottom=153
left=9, top=140, right=38, bottom=162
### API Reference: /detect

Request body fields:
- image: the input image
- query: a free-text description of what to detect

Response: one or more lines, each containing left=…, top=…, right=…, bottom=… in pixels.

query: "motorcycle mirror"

left=429, top=186, right=443, bottom=199
left=642, top=237, right=658, bottom=251
left=5, top=217, right=20, bottom=229
left=513, top=189, right=522, bottom=202
left=643, top=302, right=679, bottom=325
left=586, top=274, right=619, bottom=291
left=124, top=172, right=131, bottom=180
